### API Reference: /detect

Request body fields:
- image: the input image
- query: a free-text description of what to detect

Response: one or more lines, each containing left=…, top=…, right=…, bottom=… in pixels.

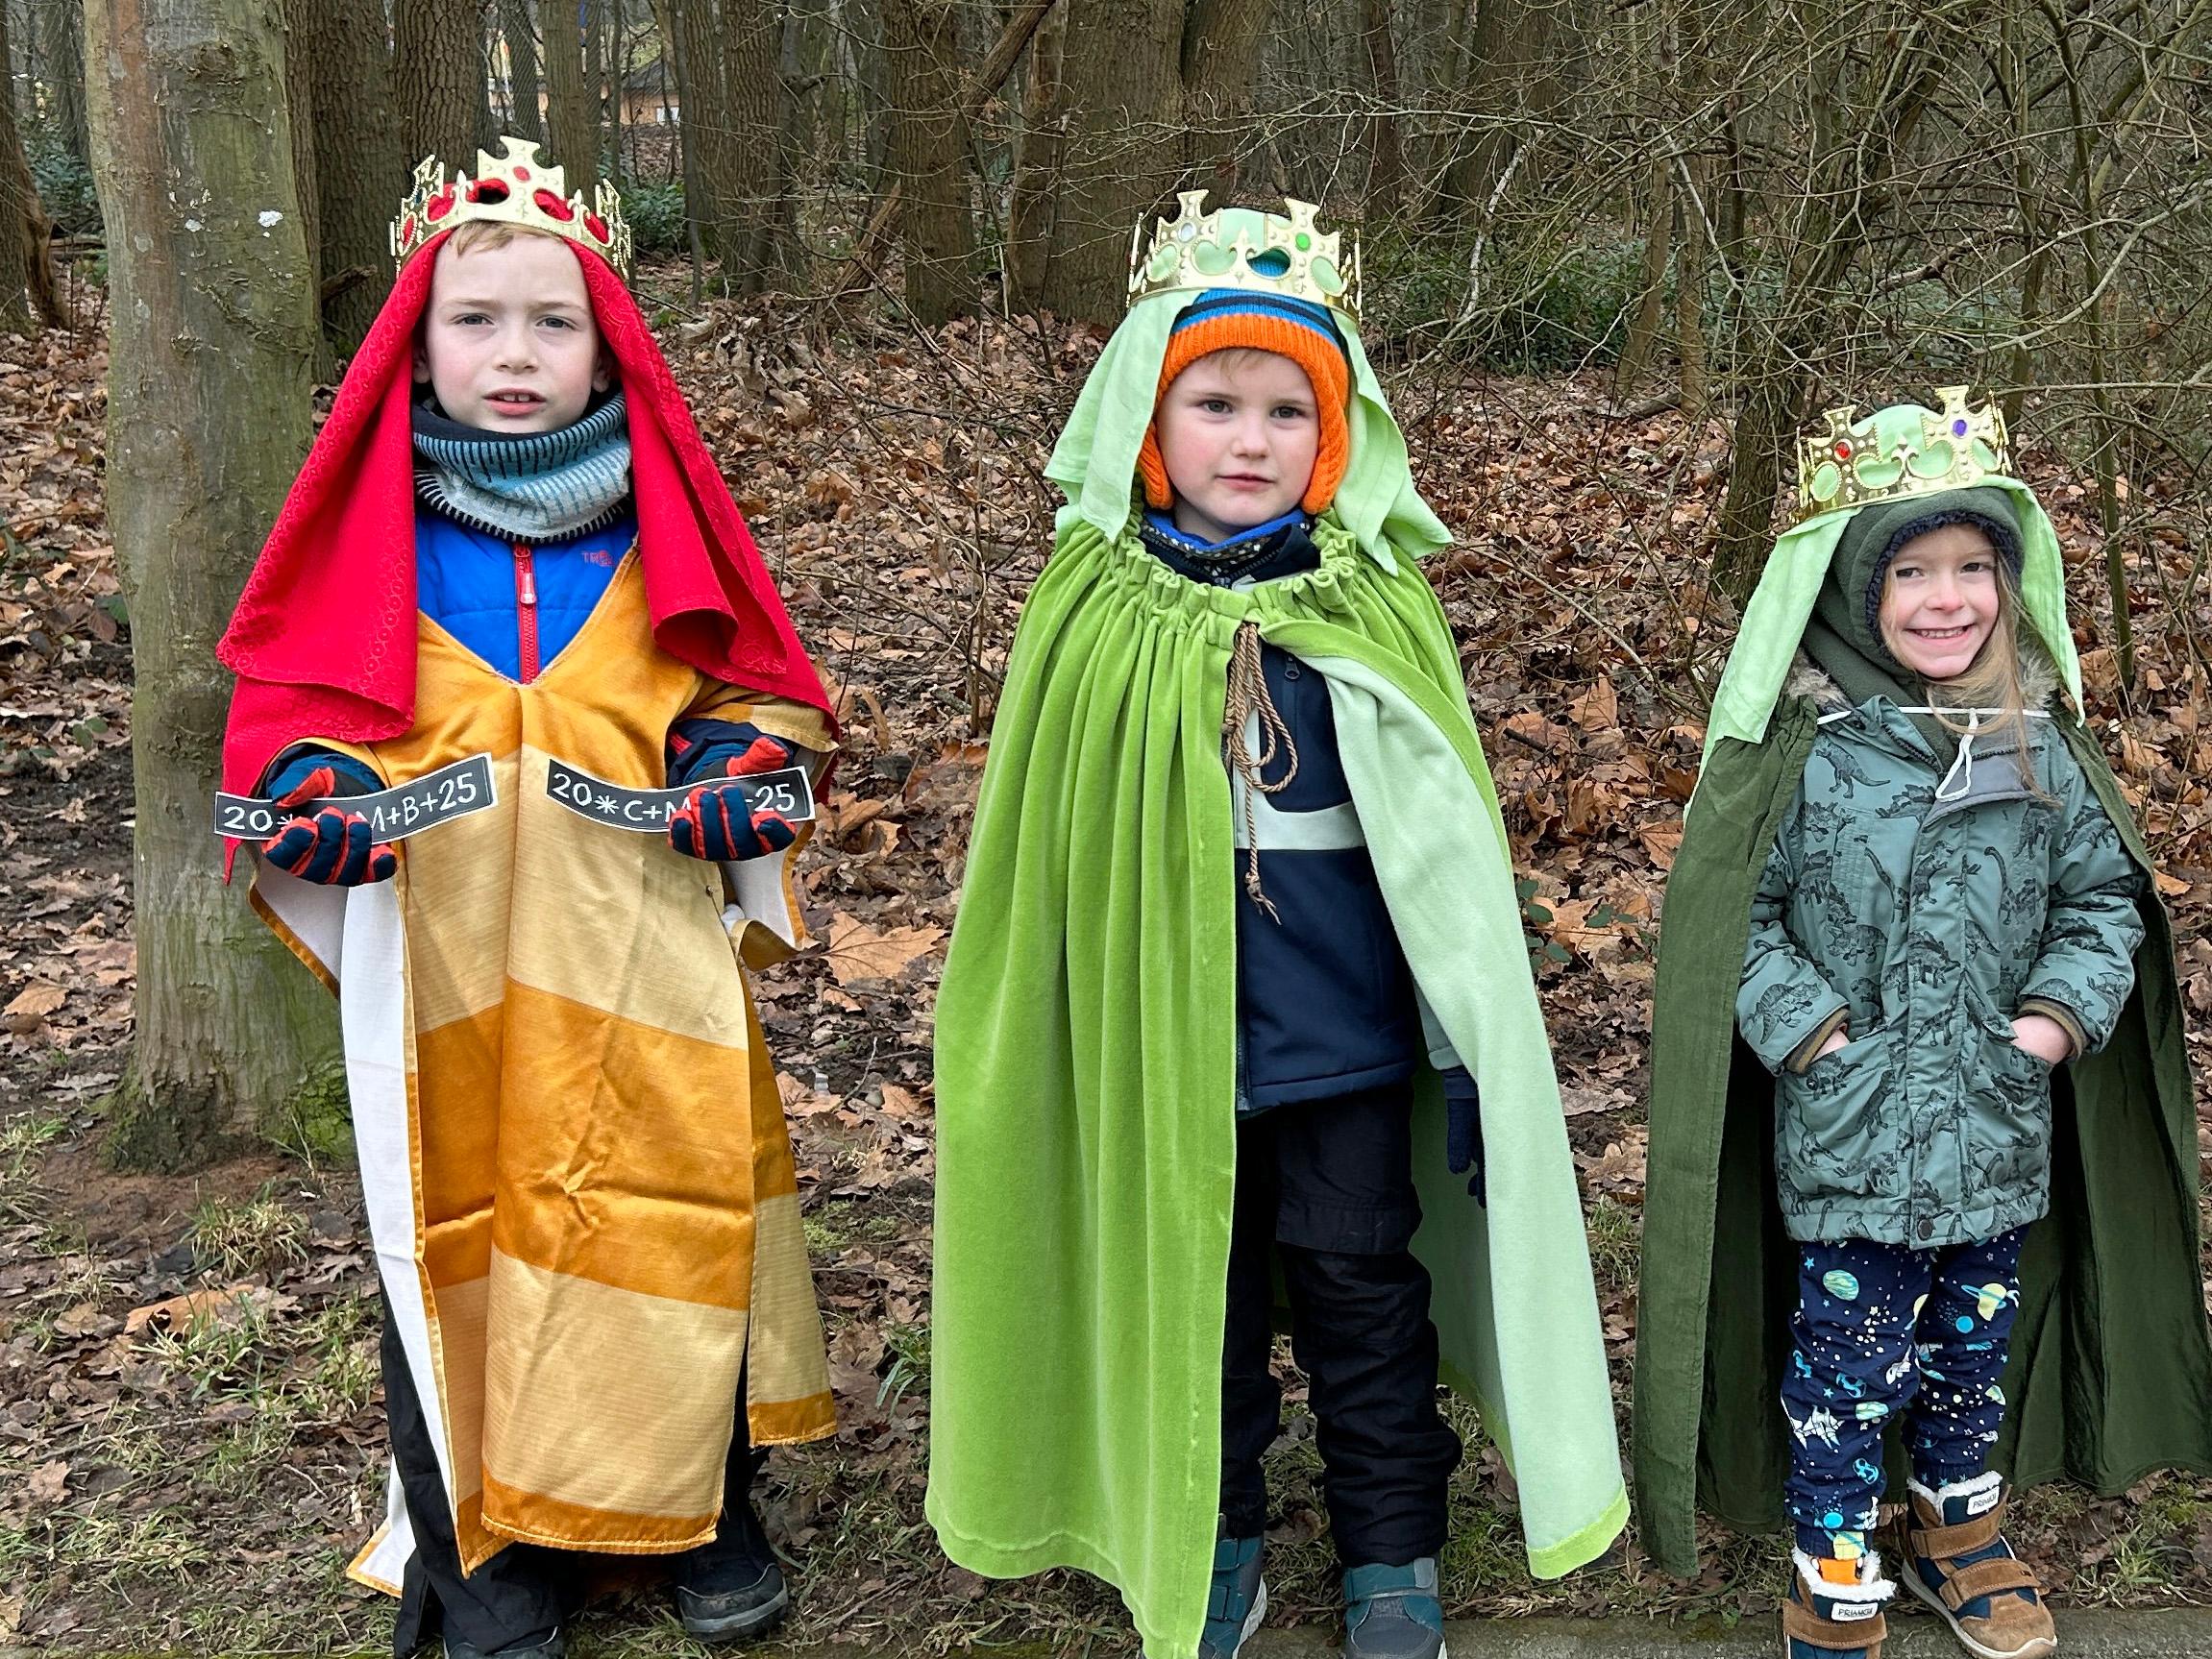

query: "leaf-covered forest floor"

left=4, top=274, right=2211, bottom=1652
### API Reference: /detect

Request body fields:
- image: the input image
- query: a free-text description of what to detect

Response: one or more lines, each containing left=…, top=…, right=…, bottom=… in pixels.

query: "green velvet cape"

left=1633, top=697, right=2212, bottom=1575
left=927, top=516, right=1628, bottom=1655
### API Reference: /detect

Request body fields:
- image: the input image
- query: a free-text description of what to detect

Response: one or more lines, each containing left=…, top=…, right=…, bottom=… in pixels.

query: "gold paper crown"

left=1793, top=386, right=2014, bottom=526
left=1127, top=191, right=1361, bottom=321
left=391, top=136, right=632, bottom=276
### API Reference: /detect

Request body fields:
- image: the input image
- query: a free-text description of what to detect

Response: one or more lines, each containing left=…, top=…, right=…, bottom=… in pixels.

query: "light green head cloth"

left=1702, top=396, right=2082, bottom=768
left=1044, top=230, right=1451, bottom=572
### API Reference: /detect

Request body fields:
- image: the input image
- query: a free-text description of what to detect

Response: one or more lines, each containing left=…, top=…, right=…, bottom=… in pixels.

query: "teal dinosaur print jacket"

left=1735, top=657, right=2144, bottom=1247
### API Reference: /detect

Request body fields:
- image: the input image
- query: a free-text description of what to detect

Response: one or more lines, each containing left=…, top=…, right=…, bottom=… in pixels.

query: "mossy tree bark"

left=85, top=0, right=341, bottom=1172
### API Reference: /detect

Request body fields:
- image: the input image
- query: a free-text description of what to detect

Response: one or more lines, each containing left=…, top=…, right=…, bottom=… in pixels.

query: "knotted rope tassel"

left=1222, top=620, right=1298, bottom=922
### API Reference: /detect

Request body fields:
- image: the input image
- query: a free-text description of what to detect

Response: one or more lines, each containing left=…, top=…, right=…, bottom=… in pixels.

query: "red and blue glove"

left=1440, top=1064, right=1486, bottom=1205
left=258, top=748, right=396, bottom=887
left=666, top=722, right=800, bottom=864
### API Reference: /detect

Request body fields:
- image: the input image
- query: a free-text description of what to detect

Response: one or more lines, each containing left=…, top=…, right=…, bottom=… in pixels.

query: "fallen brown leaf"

left=823, top=915, right=944, bottom=986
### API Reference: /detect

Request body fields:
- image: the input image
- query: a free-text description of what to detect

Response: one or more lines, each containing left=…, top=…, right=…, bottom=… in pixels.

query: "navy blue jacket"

left=1139, top=512, right=1422, bottom=1112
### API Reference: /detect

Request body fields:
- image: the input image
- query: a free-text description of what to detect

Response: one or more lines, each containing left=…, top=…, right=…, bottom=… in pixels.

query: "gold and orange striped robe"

left=249, top=549, right=835, bottom=1589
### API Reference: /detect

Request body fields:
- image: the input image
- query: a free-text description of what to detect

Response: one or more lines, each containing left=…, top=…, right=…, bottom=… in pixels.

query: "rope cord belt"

left=1222, top=619, right=1298, bottom=920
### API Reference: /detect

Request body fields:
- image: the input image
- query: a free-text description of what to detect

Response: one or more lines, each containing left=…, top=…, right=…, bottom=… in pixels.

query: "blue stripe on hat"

left=1172, top=288, right=1346, bottom=355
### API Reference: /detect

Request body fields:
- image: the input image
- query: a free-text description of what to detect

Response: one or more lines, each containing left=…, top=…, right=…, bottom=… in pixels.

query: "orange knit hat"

left=1137, top=292, right=1353, bottom=517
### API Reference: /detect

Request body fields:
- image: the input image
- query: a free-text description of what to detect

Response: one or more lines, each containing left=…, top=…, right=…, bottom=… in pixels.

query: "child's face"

left=413, top=233, right=610, bottom=432
left=1155, top=351, right=1319, bottom=542
left=1879, top=522, right=2001, bottom=680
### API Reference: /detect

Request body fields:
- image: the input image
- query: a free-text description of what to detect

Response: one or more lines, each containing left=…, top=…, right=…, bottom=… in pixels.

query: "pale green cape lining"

left=1703, top=476, right=2082, bottom=768
left=1044, top=282, right=1453, bottom=570
left=1285, top=622, right=1631, bottom=1579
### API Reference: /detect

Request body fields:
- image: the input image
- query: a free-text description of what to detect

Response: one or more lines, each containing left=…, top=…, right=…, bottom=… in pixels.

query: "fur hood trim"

left=1784, top=637, right=2061, bottom=719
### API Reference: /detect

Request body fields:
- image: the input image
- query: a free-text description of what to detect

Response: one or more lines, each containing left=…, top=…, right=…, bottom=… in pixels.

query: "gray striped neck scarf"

left=412, top=392, right=634, bottom=543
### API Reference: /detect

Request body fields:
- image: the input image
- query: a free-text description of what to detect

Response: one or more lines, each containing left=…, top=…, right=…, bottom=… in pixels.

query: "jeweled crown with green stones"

left=1792, top=386, right=2014, bottom=527
left=1127, top=191, right=1362, bottom=322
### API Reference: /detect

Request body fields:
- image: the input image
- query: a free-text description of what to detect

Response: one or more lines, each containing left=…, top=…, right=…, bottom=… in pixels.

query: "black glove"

left=1440, top=1064, right=1486, bottom=1205
left=258, top=748, right=395, bottom=887
left=667, top=726, right=800, bottom=863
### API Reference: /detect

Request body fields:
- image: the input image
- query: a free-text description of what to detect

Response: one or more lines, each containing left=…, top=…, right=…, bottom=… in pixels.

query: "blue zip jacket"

left=414, top=504, right=638, bottom=681
left=1139, top=511, right=1422, bottom=1112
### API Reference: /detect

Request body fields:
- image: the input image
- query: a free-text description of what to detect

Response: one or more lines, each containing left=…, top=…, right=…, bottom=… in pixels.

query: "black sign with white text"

left=542, top=759, right=816, bottom=832
left=214, top=753, right=498, bottom=842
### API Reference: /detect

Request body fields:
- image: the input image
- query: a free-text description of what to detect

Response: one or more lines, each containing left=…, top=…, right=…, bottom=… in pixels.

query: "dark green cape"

left=1633, top=699, right=2212, bottom=1574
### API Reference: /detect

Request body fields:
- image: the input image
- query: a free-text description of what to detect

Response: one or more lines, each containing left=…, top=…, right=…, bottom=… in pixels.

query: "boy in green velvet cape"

left=1634, top=388, right=2212, bottom=1656
left=927, top=194, right=1627, bottom=1659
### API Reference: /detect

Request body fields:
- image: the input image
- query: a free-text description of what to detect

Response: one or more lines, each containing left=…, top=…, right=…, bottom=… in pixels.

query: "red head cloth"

left=218, top=230, right=832, bottom=798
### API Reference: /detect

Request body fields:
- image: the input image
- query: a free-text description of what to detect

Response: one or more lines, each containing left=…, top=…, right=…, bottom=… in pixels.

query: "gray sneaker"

left=1341, top=1558, right=1446, bottom=1659
left=1199, top=1526, right=1267, bottom=1659
left=676, top=1560, right=790, bottom=1644
left=443, top=1629, right=565, bottom=1659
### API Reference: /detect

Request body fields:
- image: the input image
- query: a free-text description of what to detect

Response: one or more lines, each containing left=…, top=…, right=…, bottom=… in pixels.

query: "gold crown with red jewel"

left=391, top=136, right=632, bottom=276
left=1792, top=386, right=2013, bottom=525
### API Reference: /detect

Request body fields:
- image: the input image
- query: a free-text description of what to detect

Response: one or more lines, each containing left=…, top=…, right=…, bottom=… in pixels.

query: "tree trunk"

left=504, top=0, right=545, bottom=140
left=40, top=0, right=91, bottom=164
left=1179, top=0, right=1269, bottom=195
left=84, top=0, right=341, bottom=1171
left=1610, top=158, right=1672, bottom=403
left=767, top=7, right=808, bottom=275
left=1044, top=0, right=1185, bottom=324
left=283, top=0, right=321, bottom=303
left=1358, top=0, right=1402, bottom=212
left=1008, top=0, right=1067, bottom=307
left=0, top=0, right=53, bottom=332
left=672, top=0, right=737, bottom=268
left=543, top=0, right=599, bottom=189
left=883, top=0, right=971, bottom=321
left=301, top=0, right=403, bottom=354
left=1673, top=156, right=1707, bottom=418
left=1431, top=0, right=1559, bottom=229
left=652, top=0, right=711, bottom=292
left=718, top=0, right=786, bottom=290
left=398, top=0, right=485, bottom=164
left=586, top=0, right=608, bottom=143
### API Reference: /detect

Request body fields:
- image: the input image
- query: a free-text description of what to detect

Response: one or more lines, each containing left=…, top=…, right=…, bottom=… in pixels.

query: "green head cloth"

left=1044, top=221, right=1451, bottom=573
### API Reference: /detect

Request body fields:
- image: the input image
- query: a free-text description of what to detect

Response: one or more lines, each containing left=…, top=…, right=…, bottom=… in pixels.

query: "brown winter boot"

left=1896, top=1476, right=2056, bottom=1659
left=1782, top=1549, right=1890, bottom=1657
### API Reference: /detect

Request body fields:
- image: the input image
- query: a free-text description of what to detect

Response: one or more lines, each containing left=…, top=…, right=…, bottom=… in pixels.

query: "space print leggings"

left=1782, top=1227, right=2027, bottom=1560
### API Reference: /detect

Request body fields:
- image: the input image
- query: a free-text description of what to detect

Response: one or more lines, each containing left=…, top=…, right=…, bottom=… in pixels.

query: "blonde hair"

left=1879, top=539, right=2051, bottom=795
left=441, top=220, right=566, bottom=258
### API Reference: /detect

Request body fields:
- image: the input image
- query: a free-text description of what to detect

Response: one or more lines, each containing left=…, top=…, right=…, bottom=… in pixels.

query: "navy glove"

left=667, top=726, right=800, bottom=863
left=258, top=749, right=396, bottom=887
left=1440, top=1064, right=1486, bottom=1205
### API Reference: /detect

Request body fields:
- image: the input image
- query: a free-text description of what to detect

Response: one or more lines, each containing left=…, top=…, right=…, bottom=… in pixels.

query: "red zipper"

left=512, top=543, right=540, bottom=683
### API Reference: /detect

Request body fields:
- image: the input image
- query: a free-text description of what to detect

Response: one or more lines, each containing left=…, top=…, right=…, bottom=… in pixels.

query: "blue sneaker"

left=1341, top=1558, right=1445, bottom=1659
left=1199, top=1526, right=1266, bottom=1659
left=1783, top=1549, right=1891, bottom=1658
left=1899, top=1477, right=2054, bottom=1659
